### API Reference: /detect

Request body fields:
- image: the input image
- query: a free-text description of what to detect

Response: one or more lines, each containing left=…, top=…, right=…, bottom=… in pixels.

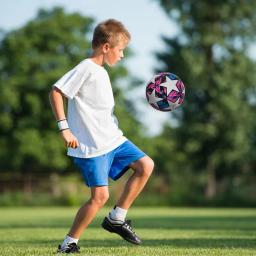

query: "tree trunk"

left=23, top=174, right=33, bottom=195
left=205, top=159, right=217, bottom=199
left=50, top=173, right=61, bottom=197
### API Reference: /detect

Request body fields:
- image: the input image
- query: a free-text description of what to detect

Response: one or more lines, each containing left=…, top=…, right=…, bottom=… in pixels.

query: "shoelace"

left=65, top=243, right=80, bottom=252
left=68, top=244, right=80, bottom=253
left=123, top=220, right=136, bottom=234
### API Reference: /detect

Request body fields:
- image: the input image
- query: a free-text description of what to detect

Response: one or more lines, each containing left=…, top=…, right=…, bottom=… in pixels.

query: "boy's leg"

left=116, top=155, right=154, bottom=209
left=58, top=186, right=109, bottom=252
left=68, top=186, right=109, bottom=238
left=102, top=155, right=154, bottom=245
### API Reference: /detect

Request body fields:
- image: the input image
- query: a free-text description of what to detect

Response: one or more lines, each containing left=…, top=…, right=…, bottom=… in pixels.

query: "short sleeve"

left=53, top=67, right=89, bottom=99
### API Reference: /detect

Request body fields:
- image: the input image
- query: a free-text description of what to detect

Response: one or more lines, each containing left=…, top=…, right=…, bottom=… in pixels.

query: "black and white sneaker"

left=57, top=243, right=80, bottom=253
left=101, top=216, right=142, bottom=245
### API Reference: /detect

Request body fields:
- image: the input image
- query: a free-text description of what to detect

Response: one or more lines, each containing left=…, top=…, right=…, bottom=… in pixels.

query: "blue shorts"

left=73, top=140, right=146, bottom=187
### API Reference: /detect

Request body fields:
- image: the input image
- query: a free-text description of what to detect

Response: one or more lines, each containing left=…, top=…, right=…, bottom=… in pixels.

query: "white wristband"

left=57, top=119, right=69, bottom=131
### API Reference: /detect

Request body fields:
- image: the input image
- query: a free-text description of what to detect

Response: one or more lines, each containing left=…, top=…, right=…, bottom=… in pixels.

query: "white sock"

left=109, top=206, right=127, bottom=222
left=61, top=235, right=79, bottom=248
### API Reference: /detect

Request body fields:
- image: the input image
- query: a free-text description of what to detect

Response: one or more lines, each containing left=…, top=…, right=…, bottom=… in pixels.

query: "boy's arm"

left=49, top=87, right=79, bottom=149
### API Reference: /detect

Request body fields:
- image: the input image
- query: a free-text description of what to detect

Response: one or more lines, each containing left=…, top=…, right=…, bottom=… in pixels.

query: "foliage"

left=154, top=1, right=256, bottom=201
left=0, top=7, right=143, bottom=175
left=1, top=3, right=256, bottom=206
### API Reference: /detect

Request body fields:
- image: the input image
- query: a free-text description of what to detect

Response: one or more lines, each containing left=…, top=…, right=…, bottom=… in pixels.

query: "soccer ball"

left=146, top=72, right=185, bottom=112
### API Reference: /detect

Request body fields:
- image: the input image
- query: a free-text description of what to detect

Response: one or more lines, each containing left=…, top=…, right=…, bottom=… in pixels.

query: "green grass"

left=0, top=207, right=255, bottom=255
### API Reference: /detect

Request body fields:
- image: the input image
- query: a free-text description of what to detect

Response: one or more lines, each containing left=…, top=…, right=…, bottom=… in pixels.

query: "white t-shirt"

left=53, top=58, right=127, bottom=158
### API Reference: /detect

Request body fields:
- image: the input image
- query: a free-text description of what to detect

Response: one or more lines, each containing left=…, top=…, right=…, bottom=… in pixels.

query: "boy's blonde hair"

left=92, top=19, right=131, bottom=49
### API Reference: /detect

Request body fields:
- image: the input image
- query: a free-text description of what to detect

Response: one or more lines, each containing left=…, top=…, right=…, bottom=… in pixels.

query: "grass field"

left=0, top=207, right=255, bottom=256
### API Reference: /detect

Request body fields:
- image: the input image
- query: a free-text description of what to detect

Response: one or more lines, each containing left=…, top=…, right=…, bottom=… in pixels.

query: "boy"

left=49, top=19, right=154, bottom=253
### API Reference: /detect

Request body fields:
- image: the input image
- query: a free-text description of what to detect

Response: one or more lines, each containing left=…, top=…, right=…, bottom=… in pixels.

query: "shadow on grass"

left=1, top=216, right=256, bottom=231
left=3, top=238, right=256, bottom=249
left=80, top=238, right=256, bottom=249
left=143, top=238, right=256, bottom=249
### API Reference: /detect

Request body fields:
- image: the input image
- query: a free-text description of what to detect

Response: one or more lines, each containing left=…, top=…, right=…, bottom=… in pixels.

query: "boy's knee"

left=91, top=190, right=109, bottom=207
left=143, top=157, right=154, bottom=176
left=136, top=157, right=154, bottom=177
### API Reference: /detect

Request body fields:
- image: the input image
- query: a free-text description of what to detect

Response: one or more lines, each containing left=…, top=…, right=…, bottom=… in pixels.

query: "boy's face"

left=103, top=40, right=127, bottom=66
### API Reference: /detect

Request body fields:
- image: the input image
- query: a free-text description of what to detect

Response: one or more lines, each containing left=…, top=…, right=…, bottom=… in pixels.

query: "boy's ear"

left=102, top=43, right=110, bottom=53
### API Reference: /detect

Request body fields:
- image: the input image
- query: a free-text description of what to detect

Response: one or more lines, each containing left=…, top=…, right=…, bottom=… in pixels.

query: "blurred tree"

left=155, top=1, right=256, bottom=202
left=0, top=7, right=144, bottom=181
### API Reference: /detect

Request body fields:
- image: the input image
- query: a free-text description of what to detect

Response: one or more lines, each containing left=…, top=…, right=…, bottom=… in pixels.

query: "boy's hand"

left=60, top=129, right=79, bottom=148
